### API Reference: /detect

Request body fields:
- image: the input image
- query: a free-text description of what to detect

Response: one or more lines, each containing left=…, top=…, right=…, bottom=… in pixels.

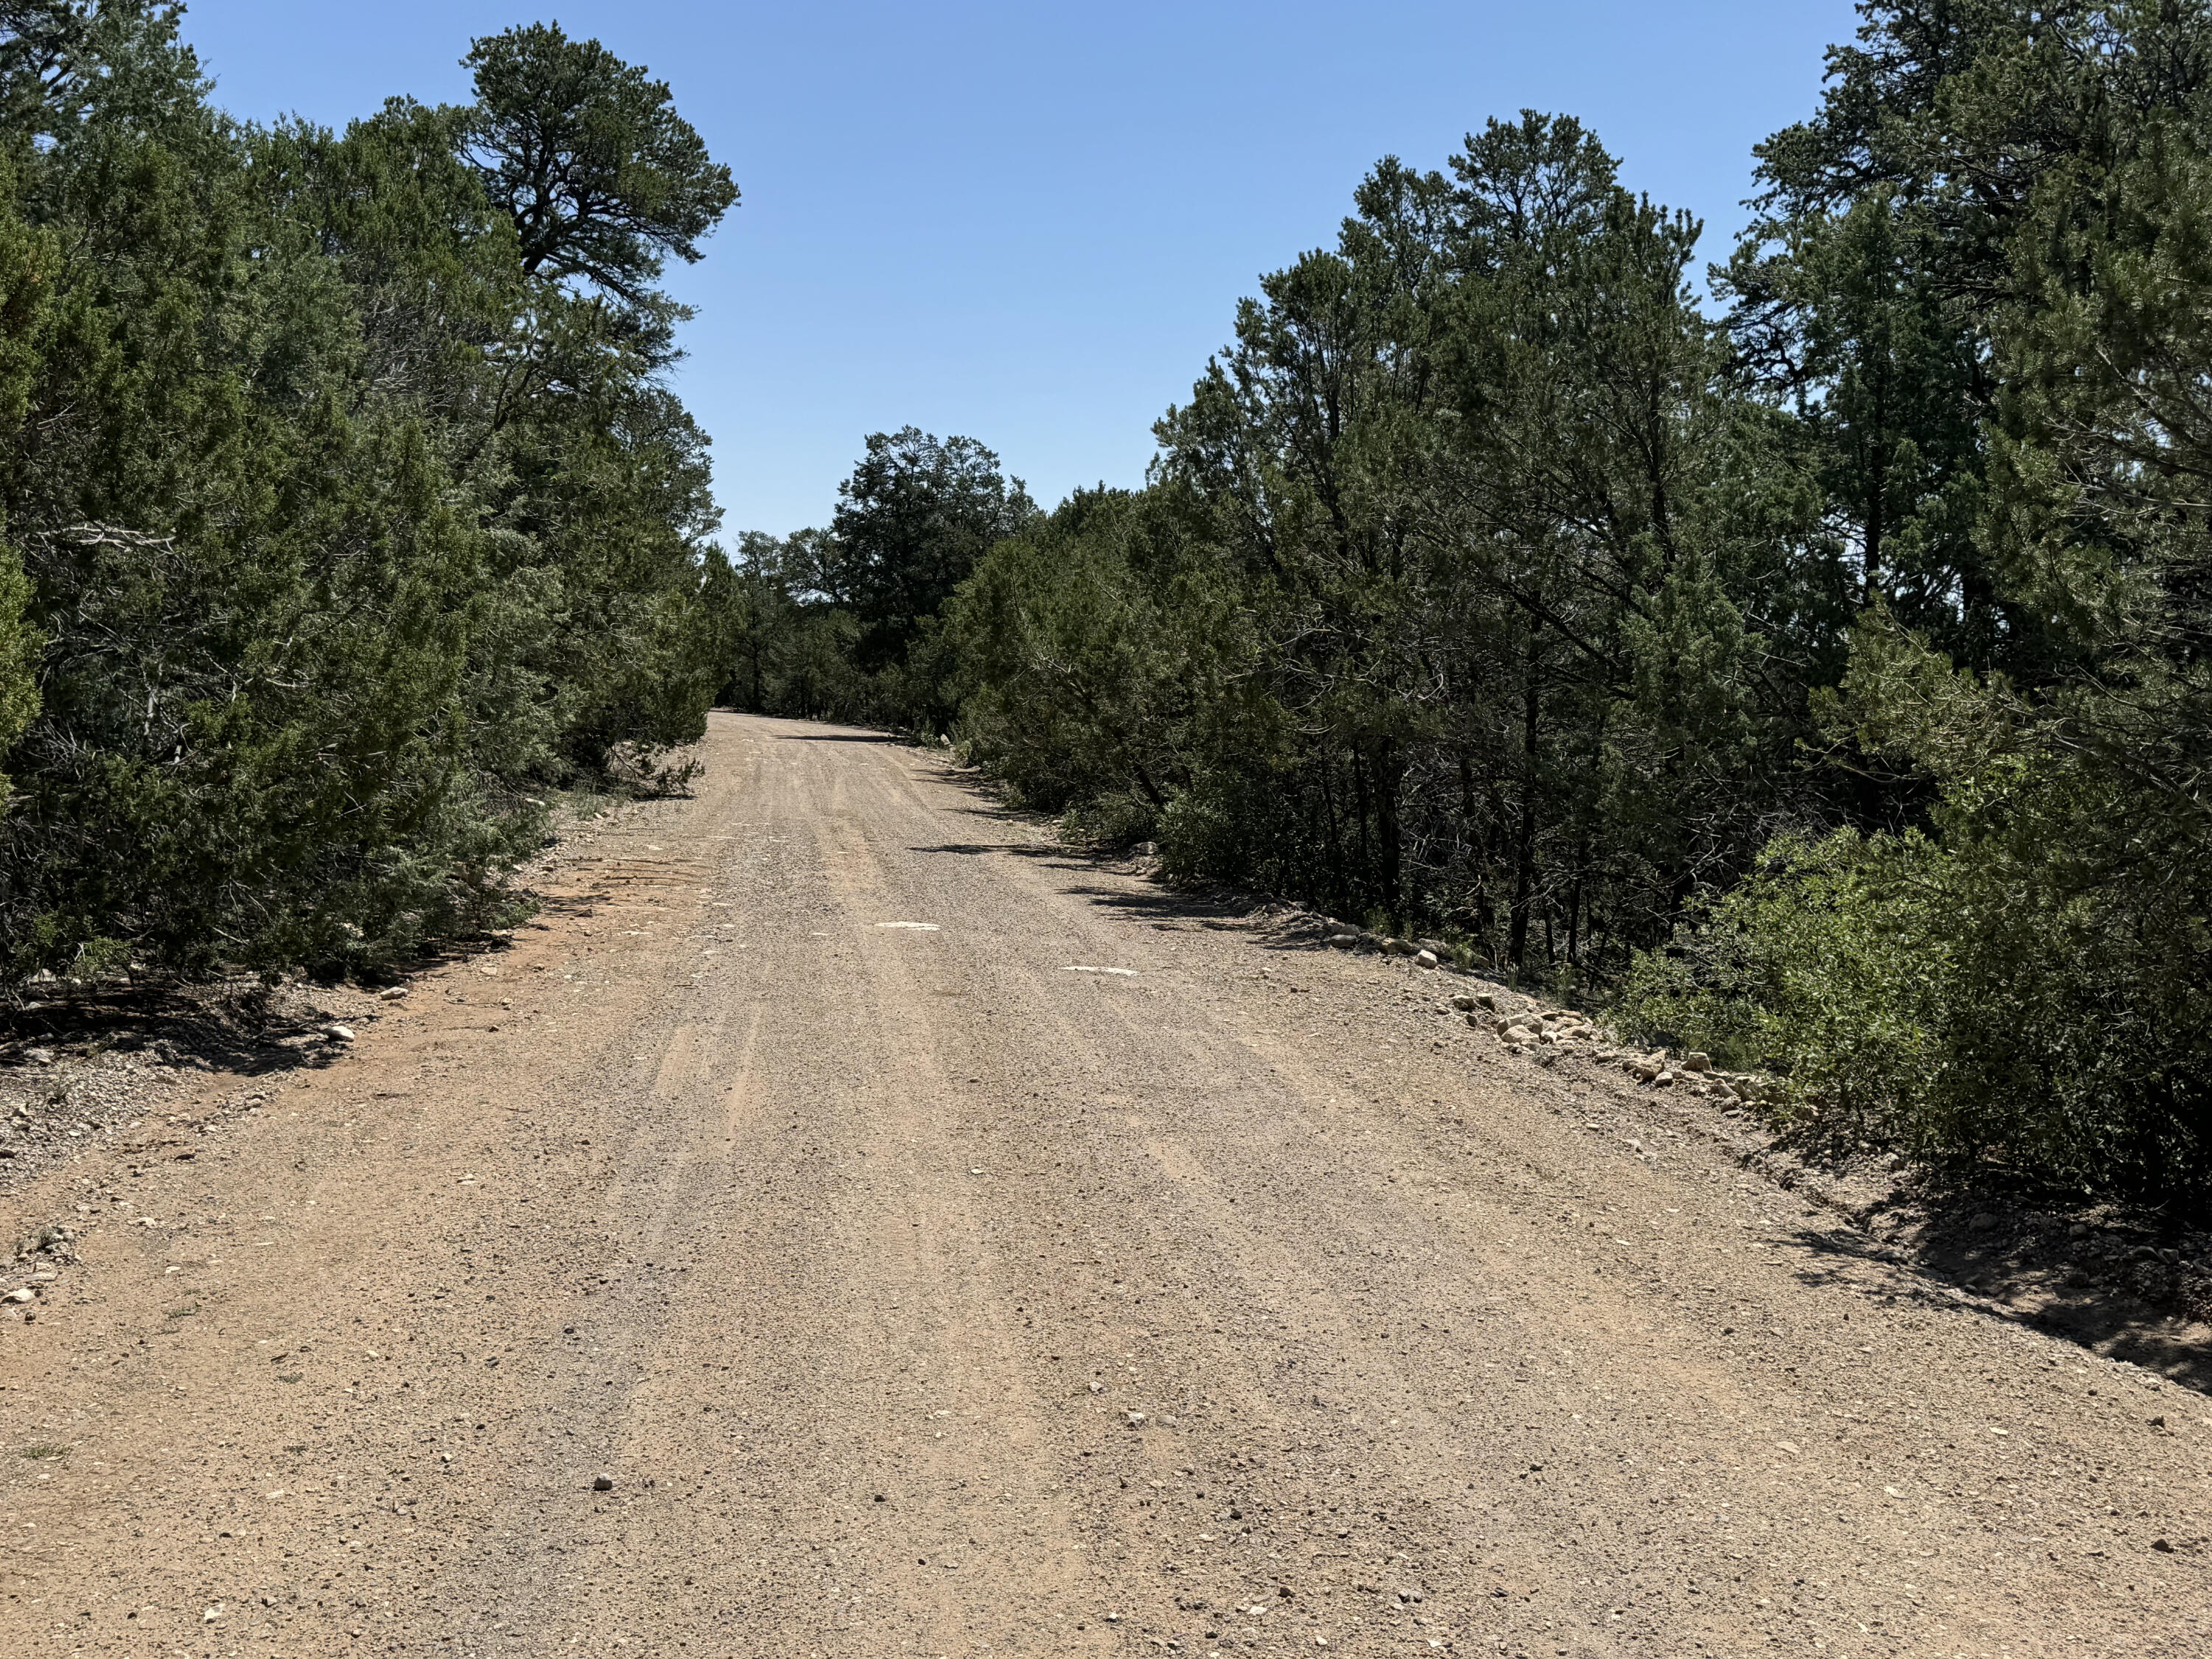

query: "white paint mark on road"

left=875, top=922, right=941, bottom=931
left=1062, top=965, right=1138, bottom=976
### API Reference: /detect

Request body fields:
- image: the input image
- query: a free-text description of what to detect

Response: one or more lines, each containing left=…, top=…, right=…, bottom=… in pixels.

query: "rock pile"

left=1316, top=917, right=1770, bottom=1100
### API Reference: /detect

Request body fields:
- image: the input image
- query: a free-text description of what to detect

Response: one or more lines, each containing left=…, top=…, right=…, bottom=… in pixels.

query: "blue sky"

left=178, top=1, right=1862, bottom=536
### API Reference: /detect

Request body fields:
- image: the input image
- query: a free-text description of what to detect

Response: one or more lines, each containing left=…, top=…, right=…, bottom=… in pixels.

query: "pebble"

left=4, top=1287, right=32, bottom=1304
left=592, top=1475, right=614, bottom=1492
left=324, top=1024, right=356, bottom=1043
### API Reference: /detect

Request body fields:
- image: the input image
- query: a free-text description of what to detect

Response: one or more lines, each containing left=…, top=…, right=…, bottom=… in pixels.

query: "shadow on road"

left=1062, top=887, right=1365, bottom=956
left=909, top=843, right=1068, bottom=858
left=1782, top=1208, right=2212, bottom=1394
left=2, top=990, right=340, bottom=1081
left=1058, top=884, right=1288, bottom=934
left=0, top=925, right=535, bottom=1087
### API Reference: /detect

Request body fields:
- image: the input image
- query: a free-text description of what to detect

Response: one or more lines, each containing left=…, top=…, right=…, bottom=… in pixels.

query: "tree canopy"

left=464, top=21, right=737, bottom=308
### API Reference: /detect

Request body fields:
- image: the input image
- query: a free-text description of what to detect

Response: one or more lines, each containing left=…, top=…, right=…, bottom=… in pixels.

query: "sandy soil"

left=2, top=712, right=2206, bottom=1659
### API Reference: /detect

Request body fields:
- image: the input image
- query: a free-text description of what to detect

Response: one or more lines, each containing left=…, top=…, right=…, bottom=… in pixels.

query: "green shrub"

left=1625, top=785, right=2212, bottom=1208
left=0, top=14, right=734, bottom=989
left=1618, top=829, right=1949, bottom=1147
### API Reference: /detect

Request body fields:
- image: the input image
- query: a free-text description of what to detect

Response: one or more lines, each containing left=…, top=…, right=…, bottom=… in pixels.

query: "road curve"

left=1, top=711, right=2205, bottom=1658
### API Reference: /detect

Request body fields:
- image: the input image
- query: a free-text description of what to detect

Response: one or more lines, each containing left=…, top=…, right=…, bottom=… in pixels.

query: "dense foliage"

left=712, top=428, right=1037, bottom=729
left=731, top=4, right=2212, bottom=1206
left=1628, top=0, right=2212, bottom=1205
left=0, top=4, right=735, bottom=984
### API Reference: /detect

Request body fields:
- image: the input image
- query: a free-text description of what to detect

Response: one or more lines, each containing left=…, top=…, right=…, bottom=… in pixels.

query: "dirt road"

left=2, top=712, right=2206, bottom=1658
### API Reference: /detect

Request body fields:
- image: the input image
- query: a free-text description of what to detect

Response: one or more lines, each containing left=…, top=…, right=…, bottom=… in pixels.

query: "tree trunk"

left=1459, top=751, right=1490, bottom=954
left=1374, top=736, right=1402, bottom=927
left=1508, top=636, right=1541, bottom=970
left=1349, top=747, right=1375, bottom=919
left=1568, top=857, right=1584, bottom=969
left=1320, top=765, right=1348, bottom=917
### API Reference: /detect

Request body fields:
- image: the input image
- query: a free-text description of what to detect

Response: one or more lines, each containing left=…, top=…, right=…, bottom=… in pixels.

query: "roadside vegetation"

left=0, top=4, right=737, bottom=986
left=726, top=4, right=2212, bottom=1210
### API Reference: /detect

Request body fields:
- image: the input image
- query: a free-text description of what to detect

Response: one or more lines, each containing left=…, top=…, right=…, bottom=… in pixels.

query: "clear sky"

left=176, top=1, right=1863, bottom=537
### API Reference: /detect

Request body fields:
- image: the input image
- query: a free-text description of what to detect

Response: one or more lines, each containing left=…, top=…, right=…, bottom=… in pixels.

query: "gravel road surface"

left=2, top=712, right=2205, bottom=1658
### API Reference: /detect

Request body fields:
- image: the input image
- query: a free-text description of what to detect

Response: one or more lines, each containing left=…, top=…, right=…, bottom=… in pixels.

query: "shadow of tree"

left=1783, top=1206, right=2212, bottom=1394
left=4, top=984, right=358, bottom=1082
left=1056, top=886, right=1275, bottom=931
left=2, top=928, right=528, bottom=1079
left=908, top=843, right=1067, bottom=858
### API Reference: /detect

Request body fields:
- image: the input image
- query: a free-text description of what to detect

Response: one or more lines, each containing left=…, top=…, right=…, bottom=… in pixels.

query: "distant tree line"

left=0, top=4, right=736, bottom=984
left=726, top=4, right=2212, bottom=1208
